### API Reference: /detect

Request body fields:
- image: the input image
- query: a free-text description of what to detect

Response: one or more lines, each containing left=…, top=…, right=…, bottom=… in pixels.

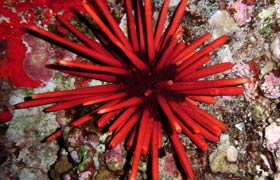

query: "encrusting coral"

left=12, top=0, right=250, bottom=179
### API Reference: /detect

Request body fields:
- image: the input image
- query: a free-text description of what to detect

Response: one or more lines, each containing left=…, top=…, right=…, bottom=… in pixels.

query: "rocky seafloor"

left=1, top=0, right=280, bottom=179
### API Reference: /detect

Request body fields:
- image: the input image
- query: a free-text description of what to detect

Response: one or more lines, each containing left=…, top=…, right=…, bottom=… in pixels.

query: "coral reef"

left=1, top=0, right=280, bottom=180
left=12, top=0, right=252, bottom=178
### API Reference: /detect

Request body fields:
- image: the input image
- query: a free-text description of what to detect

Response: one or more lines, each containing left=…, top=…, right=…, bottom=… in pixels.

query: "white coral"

left=208, top=10, right=239, bottom=39
left=271, top=37, right=280, bottom=60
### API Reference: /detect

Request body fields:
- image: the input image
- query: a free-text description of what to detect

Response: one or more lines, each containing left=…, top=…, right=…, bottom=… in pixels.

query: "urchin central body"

left=13, top=0, right=251, bottom=180
left=120, top=64, right=178, bottom=99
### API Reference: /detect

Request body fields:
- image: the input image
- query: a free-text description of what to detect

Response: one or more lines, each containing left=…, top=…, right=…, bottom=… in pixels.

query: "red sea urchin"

left=14, top=0, right=250, bottom=179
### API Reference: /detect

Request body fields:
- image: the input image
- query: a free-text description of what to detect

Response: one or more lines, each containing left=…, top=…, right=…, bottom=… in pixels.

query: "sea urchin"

left=14, top=0, right=250, bottom=179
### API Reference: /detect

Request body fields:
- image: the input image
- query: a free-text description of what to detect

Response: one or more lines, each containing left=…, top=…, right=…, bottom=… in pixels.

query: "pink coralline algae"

left=265, top=120, right=280, bottom=151
left=229, top=0, right=252, bottom=26
left=232, top=63, right=256, bottom=100
left=162, top=152, right=182, bottom=178
left=260, top=72, right=280, bottom=99
left=232, top=63, right=252, bottom=78
left=104, top=144, right=125, bottom=171
left=264, top=120, right=280, bottom=179
left=13, top=0, right=250, bottom=179
left=22, top=34, right=55, bottom=82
